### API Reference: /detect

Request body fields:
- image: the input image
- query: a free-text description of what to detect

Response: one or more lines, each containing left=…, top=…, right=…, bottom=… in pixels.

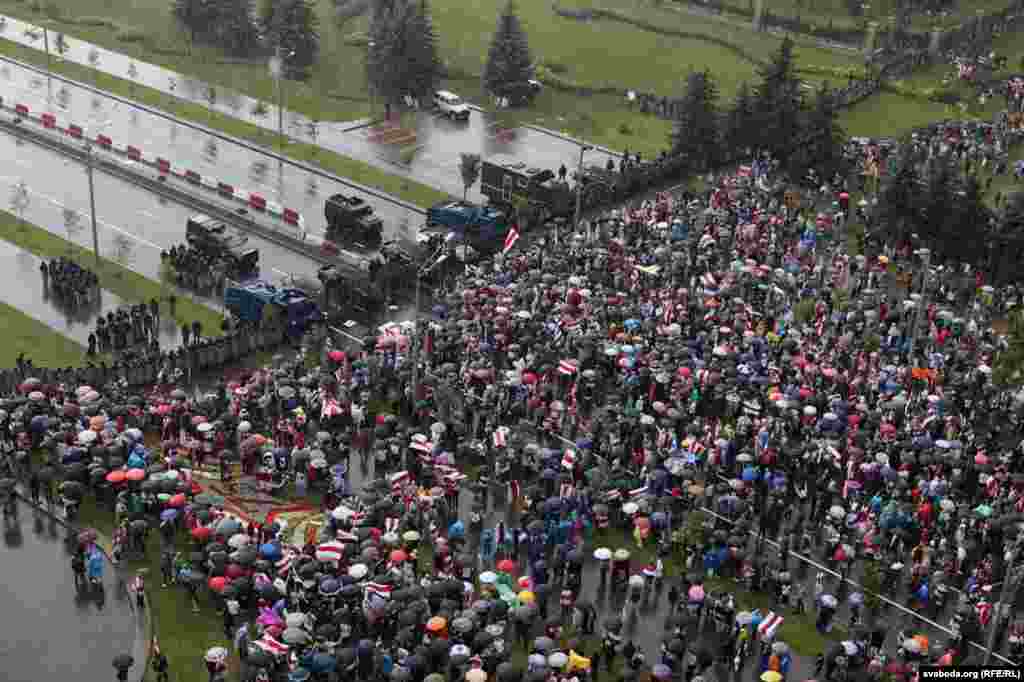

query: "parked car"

left=433, top=90, right=471, bottom=120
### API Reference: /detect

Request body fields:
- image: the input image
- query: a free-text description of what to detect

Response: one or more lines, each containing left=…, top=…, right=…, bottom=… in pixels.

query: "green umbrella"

left=975, top=504, right=994, bottom=518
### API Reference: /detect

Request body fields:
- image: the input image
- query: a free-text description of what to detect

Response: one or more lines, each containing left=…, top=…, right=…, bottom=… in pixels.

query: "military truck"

left=186, top=214, right=260, bottom=278
left=224, top=281, right=322, bottom=339
left=479, top=156, right=616, bottom=223
left=324, top=193, right=384, bottom=248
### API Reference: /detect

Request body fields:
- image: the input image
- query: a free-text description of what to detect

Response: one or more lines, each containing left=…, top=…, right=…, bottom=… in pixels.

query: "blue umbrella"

left=624, top=319, right=641, bottom=330
left=160, top=509, right=178, bottom=522
left=260, top=543, right=282, bottom=561
left=30, top=415, right=48, bottom=432
left=304, top=653, right=337, bottom=673
left=741, top=467, right=759, bottom=482
left=319, top=577, right=341, bottom=596
left=288, top=669, right=311, bottom=682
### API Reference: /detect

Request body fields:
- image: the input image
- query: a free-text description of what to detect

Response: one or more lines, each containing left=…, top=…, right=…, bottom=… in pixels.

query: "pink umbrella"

left=258, top=606, right=284, bottom=627
left=975, top=454, right=990, bottom=465
left=688, top=585, right=705, bottom=602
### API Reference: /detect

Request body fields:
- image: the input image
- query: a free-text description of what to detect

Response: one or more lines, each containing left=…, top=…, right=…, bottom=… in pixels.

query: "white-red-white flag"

left=503, top=225, right=521, bottom=254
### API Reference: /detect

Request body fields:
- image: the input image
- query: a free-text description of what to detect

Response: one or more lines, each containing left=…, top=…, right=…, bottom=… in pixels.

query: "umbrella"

left=761, top=673, right=782, bottom=682
left=283, top=627, right=311, bottom=645
left=205, top=646, right=229, bottom=663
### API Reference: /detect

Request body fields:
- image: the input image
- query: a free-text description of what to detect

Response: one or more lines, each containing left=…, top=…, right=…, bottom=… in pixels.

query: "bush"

left=542, top=60, right=569, bottom=74
left=342, top=32, right=369, bottom=47
left=115, top=26, right=147, bottom=43
left=74, top=16, right=116, bottom=28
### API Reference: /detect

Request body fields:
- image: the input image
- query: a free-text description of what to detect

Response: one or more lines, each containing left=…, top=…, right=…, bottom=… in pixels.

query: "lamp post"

left=907, top=247, right=931, bottom=363
left=269, top=47, right=295, bottom=156
left=984, top=543, right=1021, bottom=664
left=572, top=144, right=593, bottom=234
left=41, top=20, right=53, bottom=105
left=85, top=142, right=100, bottom=267
left=410, top=244, right=448, bottom=421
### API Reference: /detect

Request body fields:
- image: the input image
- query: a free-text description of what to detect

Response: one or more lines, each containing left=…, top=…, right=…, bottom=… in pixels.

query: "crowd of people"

left=40, top=257, right=99, bottom=309
left=161, top=244, right=231, bottom=295
left=2, top=123, right=1024, bottom=682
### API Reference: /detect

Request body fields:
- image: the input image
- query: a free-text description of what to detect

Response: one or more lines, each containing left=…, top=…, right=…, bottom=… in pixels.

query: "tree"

left=990, top=190, right=1024, bottom=294
left=940, top=173, right=990, bottom=268
left=483, top=0, right=535, bottom=101
left=669, top=69, right=720, bottom=173
left=213, top=0, right=261, bottom=56
left=62, top=207, right=83, bottom=245
left=333, top=0, right=372, bottom=29
left=459, top=152, right=481, bottom=199
left=876, top=146, right=921, bottom=246
left=722, top=80, right=755, bottom=159
left=110, top=233, right=135, bottom=268
left=789, top=82, right=845, bottom=180
left=366, top=0, right=442, bottom=118
left=752, top=36, right=803, bottom=162
left=9, top=180, right=30, bottom=227
left=262, top=0, right=321, bottom=74
left=170, top=0, right=213, bottom=53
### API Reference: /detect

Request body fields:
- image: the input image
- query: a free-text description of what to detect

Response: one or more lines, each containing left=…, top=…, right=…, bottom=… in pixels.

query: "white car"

left=433, top=90, right=470, bottom=120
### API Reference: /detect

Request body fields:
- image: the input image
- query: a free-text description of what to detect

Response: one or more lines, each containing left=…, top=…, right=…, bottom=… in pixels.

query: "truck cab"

left=186, top=214, right=260, bottom=278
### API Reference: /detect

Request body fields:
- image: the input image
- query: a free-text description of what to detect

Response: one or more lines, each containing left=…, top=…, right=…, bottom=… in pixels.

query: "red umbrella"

left=106, top=470, right=127, bottom=484
left=209, top=576, right=228, bottom=592
left=328, top=350, right=346, bottom=362
left=390, top=549, right=408, bottom=564
left=497, top=559, right=516, bottom=573
left=192, top=415, right=208, bottom=426
left=169, top=493, right=187, bottom=508
left=191, top=526, right=212, bottom=542
left=226, top=563, right=247, bottom=579
left=521, top=372, right=538, bottom=385
left=125, top=468, right=146, bottom=482
left=833, top=546, right=848, bottom=562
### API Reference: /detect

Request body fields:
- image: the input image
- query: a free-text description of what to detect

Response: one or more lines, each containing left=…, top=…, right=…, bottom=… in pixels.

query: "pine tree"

left=213, top=0, right=261, bottom=56
left=483, top=0, right=535, bottom=102
left=670, top=69, right=720, bottom=173
left=366, top=0, right=442, bottom=118
left=753, top=36, right=803, bottom=162
left=789, top=82, right=845, bottom=179
left=170, top=0, right=216, bottom=48
left=722, top=81, right=755, bottom=160
left=991, top=190, right=1024, bottom=288
left=942, top=174, right=991, bottom=268
left=262, top=0, right=320, bottom=73
left=405, top=0, right=443, bottom=101
left=876, top=146, right=921, bottom=246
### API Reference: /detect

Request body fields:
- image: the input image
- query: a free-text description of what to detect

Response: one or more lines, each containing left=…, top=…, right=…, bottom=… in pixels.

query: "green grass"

left=0, top=0, right=860, bottom=157
left=0, top=35, right=451, bottom=209
left=0, top=297, right=89, bottom=366
left=0, top=207, right=226, bottom=338
left=839, top=89, right=951, bottom=138
left=76, top=493, right=230, bottom=682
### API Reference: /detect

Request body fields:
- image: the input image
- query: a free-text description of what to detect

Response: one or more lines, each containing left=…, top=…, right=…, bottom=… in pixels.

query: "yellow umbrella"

left=518, top=590, right=535, bottom=604
left=761, top=672, right=783, bottom=682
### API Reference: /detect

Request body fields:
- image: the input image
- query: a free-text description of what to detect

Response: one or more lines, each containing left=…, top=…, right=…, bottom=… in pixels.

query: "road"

left=0, top=500, right=143, bottom=682
left=1, top=131, right=323, bottom=285
left=0, top=15, right=618, bottom=204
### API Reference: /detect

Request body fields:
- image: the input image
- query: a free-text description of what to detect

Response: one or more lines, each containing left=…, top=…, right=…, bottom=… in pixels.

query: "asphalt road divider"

left=3, top=96, right=306, bottom=232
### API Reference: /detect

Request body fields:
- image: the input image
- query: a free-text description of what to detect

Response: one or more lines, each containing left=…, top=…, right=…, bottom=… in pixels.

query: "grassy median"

left=0, top=207, right=226, bottom=338
left=0, top=298, right=89, bottom=367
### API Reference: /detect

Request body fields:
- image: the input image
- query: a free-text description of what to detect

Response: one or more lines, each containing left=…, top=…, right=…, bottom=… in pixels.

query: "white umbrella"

left=548, top=652, right=568, bottom=669
left=622, top=502, right=639, bottom=515
left=197, top=422, right=214, bottom=433
left=227, top=533, right=250, bottom=549
left=820, top=594, right=838, bottom=608
left=479, top=571, right=498, bottom=585
left=593, top=547, right=612, bottom=561
left=205, top=646, right=229, bottom=663
left=841, top=641, right=859, bottom=656
left=348, top=563, right=368, bottom=580
left=78, top=430, right=97, bottom=445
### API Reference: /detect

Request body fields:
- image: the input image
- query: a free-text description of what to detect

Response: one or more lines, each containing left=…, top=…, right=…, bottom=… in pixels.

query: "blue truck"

left=425, top=201, right=509, bottom=252
left=224, top=281, right=322, bottom=338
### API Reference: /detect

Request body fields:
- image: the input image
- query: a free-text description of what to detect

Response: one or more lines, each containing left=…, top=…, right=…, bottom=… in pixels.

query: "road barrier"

left=4, top=98, right=306, bottom=231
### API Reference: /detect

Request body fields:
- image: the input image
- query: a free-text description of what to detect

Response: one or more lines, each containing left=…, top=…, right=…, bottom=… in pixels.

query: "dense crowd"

left=2, top=132, right=1024, bottom=682
left=40, top=257, right=99, bottom=309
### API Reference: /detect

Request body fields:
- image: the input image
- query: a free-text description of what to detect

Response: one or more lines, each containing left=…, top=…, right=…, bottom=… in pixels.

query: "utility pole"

left=907, top=247, right=931, bottom=363
left=85, top=143, right=100, bottom=267
left=572, top=144, right=593, bottom=233
left=411, top=244, right=448, bottom=418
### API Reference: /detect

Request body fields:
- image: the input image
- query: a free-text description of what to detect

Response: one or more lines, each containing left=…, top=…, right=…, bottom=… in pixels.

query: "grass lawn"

left=0, top=35, right=451, bottom=209
left=0, top=0, right=860, bottom=157
left=76, top=493, right=231, bottom=682
left=0, top=298, right=89, bottom=367
left=839, top=89, right=951, bottom=137
left=0, top=207, right=227, bottom=339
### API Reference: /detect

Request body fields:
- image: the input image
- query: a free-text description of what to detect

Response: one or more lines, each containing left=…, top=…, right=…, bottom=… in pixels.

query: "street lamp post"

left=41, top=21, right=53, bottom=105
left=411, top=244, right=448, bottom=420
left=85, top=142, right=100, bottom=267
left=572, top=144, right=593, bottom=233
left=984, top=544, right=1021, bottom=664
left=907, top=247, right=931, bottom=363
left=269, top=47, right=295, bottom=156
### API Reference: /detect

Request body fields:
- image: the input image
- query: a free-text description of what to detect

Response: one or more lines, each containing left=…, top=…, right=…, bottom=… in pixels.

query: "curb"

left=11, top=486, right=154, bottom=682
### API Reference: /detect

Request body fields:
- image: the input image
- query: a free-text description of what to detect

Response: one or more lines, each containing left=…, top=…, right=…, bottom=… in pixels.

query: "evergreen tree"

left=405, top=0, right=443, bottom=101
left=789, top=82, right=845, bottom=179
left=918, top=156, right=956, bottom=255
left=213, top=0, right=261, bottom=56
left=262, top=0, right=321, bottom=73
left=170, top=0, right=216, bottom=48
left=941, top=173, right=991, bottom=268
left=483, top=0, right=535, bottom=102
left=670, top=69, right=720, bottom=173
left=722, top=81, right=755, bottom=159
left=366, top=0, right=442, bottom=118
left=752, top=36, right=803, bottom=162
left=876, top=146, right=921, bottom=246
left=991, top=190, right=1024, bottom=289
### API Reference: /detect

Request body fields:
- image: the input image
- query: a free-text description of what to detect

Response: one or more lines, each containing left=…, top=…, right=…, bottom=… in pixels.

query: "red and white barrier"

left=1, top=98, right=305, bottom=230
